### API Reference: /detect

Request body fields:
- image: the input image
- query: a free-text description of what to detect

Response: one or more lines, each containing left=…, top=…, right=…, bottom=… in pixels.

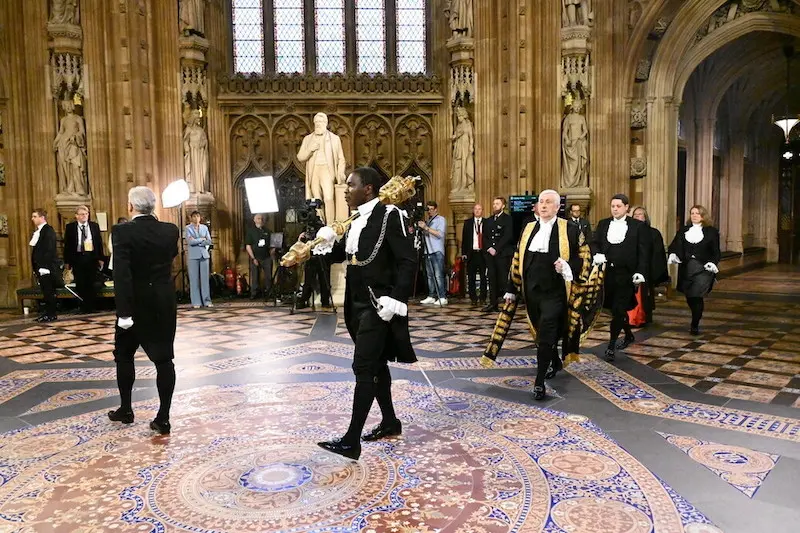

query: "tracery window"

left=231, top=0, right=429, bottom=75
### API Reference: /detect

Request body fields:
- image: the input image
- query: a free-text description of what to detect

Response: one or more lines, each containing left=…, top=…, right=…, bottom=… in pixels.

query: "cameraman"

left=418, top=200, right=447, bottom=306
left=297, top=202, right=332, bottom=309
left=245, top=213, right=273, bottom=300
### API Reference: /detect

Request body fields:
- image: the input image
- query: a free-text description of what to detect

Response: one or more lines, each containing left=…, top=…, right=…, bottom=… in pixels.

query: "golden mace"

left=280, top=175, right=420, bottom=267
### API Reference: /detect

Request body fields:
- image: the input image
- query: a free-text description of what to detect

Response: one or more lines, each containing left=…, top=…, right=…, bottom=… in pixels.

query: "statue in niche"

left=561, top=99, right=589, bottom=189
left=183, top=110, right=209, bottom=194
left=297, top=113, right=346, bottom=225
left=562, top=0, right=592, bottom=27
left=450, top=107, right=475, bottom=194
left=445, top=0, right=473, bottom=38
left=180, top=0, right=206, bottom=36
left=54, top=100, right=88, bottom=197
left=49, top=0, right=80, bottom=25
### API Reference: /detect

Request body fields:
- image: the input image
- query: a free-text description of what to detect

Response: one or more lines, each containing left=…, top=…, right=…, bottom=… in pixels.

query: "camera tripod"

left=297, top=254, right=337, bottom=314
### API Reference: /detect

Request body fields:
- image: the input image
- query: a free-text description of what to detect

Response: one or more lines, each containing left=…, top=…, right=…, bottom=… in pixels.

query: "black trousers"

left=486, top=253, right=512, bottom=304
left=300, top=258, right=332, bottom=305
left=37, top=272, right=58, bottom=317
left=525, top=287, right=566, bottom=386
left=466, top=250, right=487, bottom=302
left=72, top=253, right=97, bottom=311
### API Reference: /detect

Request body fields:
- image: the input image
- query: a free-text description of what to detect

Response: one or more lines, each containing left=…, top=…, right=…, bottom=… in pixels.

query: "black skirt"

left=680, top=259, right=715, bottom=298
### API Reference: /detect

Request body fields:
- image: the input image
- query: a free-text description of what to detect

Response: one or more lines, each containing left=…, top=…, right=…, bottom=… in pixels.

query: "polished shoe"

left=481, top=304, right=499, bottom=313
left=317, top=439, right=361, bottom=460
left=362, top=420, right=402, bottom=442
left=604, top=348, right=616, bottom=362
left=617, top=334, right=635, bottom=350
left=544, top=358, right=564, bottom=380
left=108, top=408, right=134, bottom=424
left=470, top=299, right=478, bottom=306
left=690, top=326, right=700, bottom=335
left=532, top=385, right=546, bottom=401
left=35, top=314, right=50, bottom=323
left=149, top=419, right=171, bottom=435
left=36, top=315, right=57, bottom=323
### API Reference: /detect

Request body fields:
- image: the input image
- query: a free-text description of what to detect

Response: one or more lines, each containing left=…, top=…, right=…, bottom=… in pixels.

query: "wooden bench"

left=16, top=284, right=115, bottom=313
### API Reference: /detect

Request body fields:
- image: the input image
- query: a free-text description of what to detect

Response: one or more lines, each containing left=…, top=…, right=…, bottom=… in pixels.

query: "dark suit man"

left=314, top=167, right=417, bottom=460
left=460, top=203, right=487, bottom=305
left=483, top=196, right=514, bottom=312
left=568, top=203, right=592, bottom=241
left=30, top=208, right=61, bottom=322
left=64, top=205, right=104, bottom=313
left=107, top=187, right=179, bottom=435
left=590, top=194, right=650, bottom=362
left=505, top=191, right=587, bottom=400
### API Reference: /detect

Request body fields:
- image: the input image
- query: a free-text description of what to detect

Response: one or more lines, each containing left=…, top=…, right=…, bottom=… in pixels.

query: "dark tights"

left=117, top=359, right=175, bottom=421
left=609, top=312, right=633, bottom=348
left=686, top=296, right=704, bottom=328
left=342, top=366, right=396, bottom=444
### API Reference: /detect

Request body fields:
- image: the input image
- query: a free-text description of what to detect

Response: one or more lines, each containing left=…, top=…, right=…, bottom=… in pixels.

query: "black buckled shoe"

left=362, top=420, right=402, bottom=442
left=317, top=439, right=361, bottom=460
left=545, top=358, right=564, bottom=380
left=690, top=325, right=700, bottom=335
left=532, top=385, right=546, bottom=401
left=149, top=419, right=171, bottom=435
left=108, top=408, right=134, bottom=424
left=617, top=334, right=635, bottom=350
left=604, top=347, right=616, bottom=362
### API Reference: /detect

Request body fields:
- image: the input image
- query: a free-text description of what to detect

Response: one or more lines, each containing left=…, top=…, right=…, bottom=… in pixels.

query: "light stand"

left=162, top=179, right=191, bottom=301
left=244, top=176, right=281, bottom=306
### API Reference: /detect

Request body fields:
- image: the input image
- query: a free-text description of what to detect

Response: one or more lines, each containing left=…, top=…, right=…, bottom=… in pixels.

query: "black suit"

left=508, top=220, right=584, bottom=388
left=64, top=220, right=105, bottom=312
left=569, top=217, right=592, bottom=240
left=668, top=225, right=721, bottom=330
left=327, top=202, right=417, bottom=444
left=591, top=216, right=651, bottom=351
left=461, top=217, right=487, bottom=303
left=483, top=212, right=514, bottom=306
left=31, top=223, right=61, bottom=318
left=111, top=214, right=179, bottom=421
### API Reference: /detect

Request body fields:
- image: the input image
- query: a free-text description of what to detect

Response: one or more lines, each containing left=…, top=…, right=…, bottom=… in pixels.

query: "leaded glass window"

left=274, top=0, right=305, bottom=73
left=355, top=0, right=386, bottom=74
left=315, top=0, right=345, bottom=74
left=396, top=0, right=426, bottom=74
left=232, top=0, right=265, bottom=74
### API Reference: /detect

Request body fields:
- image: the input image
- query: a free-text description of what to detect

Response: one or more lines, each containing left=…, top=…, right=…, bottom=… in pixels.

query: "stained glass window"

left=274, top=0, right=305, bottom=73
left=356, top=0, right=386, bottom=74
left=232, top=0, right=265, bottom=74
left=396, top=0, right=426, bottom=74
left=315, top=0, right=346, bottom=73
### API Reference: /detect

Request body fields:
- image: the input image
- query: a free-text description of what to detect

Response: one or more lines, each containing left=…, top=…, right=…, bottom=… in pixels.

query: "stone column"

left=692, top=116, right=715, bottom=213
left=725, top=133, right=745, bottom=253
left=644, top=96, right=680, bottom=239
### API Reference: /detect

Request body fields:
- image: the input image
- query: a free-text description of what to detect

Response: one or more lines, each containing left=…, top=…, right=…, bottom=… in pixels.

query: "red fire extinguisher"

left=223, top=266, right=235, bottom=291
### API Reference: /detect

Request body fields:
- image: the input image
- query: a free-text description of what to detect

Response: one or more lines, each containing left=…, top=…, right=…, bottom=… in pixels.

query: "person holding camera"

left=418, top=200, right=447, bottom=306
left=186, top=210, right=213, bottom=308
left=245, top=213, right=273, bottom=300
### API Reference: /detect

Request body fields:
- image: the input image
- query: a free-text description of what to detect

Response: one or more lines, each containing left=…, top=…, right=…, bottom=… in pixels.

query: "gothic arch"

left=354, top=114, right=392, bottom=175
left=272, top=114, right=312, bottom=175
left=230, top=114, right=270, bottom=181
left=395, top=113, right=433, bottom=177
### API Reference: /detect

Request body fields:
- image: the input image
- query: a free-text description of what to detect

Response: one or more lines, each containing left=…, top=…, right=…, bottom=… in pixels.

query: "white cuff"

left=592, top=253, right=607, bottom=265
left=668, top=253, right=681, bottom=265
left=312, top=242, right=334, bottom=256
left=378, top=296, right=407, bottom=317
left=503, top=292, right=517, bottom=302
left=632, top=273, right=645, bottom=284
left=316, top=226, right=337, bottom=243
left=556, top=258, right=573, bottom=282
left=38, top=268, right=50, bottom=275
left=117, top=317, right=134, bottom=329
left=704, top=262, right=719, bottom=274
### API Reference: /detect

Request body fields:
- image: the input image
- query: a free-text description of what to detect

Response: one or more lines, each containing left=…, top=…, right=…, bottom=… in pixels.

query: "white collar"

left=611, top=216, right=627, bottom=223
left=36, top=222, right=46, bottom=231
left=539, top=216, right=556, bottom=227
left=692, top=223, right=702, bottom=228
left=132, top=213, right=149, bottom=220
left=357, top=197, right=380, bottom=217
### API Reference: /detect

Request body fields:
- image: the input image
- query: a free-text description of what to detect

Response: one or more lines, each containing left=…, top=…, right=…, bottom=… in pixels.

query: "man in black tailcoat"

left=483, top=196, right=514, bottom=312
left=30, top=208, right=61, bottom=322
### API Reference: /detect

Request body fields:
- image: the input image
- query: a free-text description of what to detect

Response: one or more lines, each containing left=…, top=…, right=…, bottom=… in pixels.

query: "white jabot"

left=345, top=197, right=381, bottom=255
left=29, top=222, right=46, bottom=247
left=528, top=217, right=556, bottom=253
left=685, top=223, right=704, bottom=244
left=472, top=217, right=482, bottom=250
left=607, top=216, right=628, bottom=244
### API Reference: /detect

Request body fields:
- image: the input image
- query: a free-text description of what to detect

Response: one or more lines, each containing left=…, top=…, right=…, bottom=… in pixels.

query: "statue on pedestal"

left=54, top=100, right=88, bottom=197
left=296, top=113, right=346, bottom=224
left=450, top=107, right=475, bottom=195
left=50, top=0, right=80, bottom=25
left=562, top=0, right=593, bottom=27
left=445, top=0, right=473, bottom=38
left=180, top=0, right=206, bottom=36
left=561, top=99, right=589, bottom=189
left=183, top=110, right=209, bottom=194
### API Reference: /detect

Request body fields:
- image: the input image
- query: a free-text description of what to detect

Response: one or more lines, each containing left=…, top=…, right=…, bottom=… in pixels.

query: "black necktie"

left=79, top=225, right=86, bottom=252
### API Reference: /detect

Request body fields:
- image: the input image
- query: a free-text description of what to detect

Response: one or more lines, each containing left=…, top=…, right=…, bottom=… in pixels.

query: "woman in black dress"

left=667, top=205, right=721, bottom=334
left=630, top=206, right=669, bottom=325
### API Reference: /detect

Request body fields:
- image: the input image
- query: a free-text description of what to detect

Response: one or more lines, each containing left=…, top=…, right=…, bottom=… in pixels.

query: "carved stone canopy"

left=218, top=73, right=443, bottom=98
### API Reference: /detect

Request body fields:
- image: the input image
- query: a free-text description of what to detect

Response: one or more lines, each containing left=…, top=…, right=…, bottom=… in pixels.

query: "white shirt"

left=30, top=222, right=46, bottom=247
left=607, top=216, right=628, bottom=244
left=528, top=217, right=556, bottom=253
left=346, top=197, right=381, bottom=255
left=472, top=217, right=483, bottom=250
left=685, top=223, right=704, bottom=244
left=76, top=222, right=93, bottom=251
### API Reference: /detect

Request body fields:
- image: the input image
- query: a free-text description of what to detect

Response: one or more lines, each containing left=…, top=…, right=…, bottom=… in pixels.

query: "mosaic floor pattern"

left=0, top=381, right=722, bottom=533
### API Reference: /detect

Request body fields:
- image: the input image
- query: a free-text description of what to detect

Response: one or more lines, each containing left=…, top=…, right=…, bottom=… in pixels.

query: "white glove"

left=503, top=292, right=517, bottom=302
left=316, top=226, right=337, bottom=244
left=592, top=253, right=607, bottom=266
left=667, top=253, right=682, bottom=265
left=38, top=268, right=50, bottom=275
left=376, top=296, right=407, bottom=322
left=555, top=258, right=574, bottom=282
left=632, top=273, right=645, bottom=285
left=704, top=262, right=719, bottom=274
left=117, top=317, right=134, bottom=330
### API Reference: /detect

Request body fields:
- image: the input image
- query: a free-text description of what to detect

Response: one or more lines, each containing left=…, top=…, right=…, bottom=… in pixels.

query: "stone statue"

left=561, top=100, right=589, bottom=189
left=53, top=100, right=88, bottom=197
left=296, top=113, right=346, bottom=225
left=562, top=0, right=592, bottom=27
left=450, top=107, right=475, bottom=194
left=180, top=0, right=206, bottom=36
left=49, top=0, right=80, bottom=25
left=445, top=0, right=473, bottom=38
left=183, top=110, right=209, bottom=194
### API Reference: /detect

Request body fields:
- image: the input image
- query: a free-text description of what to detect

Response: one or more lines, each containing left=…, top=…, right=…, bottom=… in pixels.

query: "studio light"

left=162, top=179, right=191, bottom=208
left=245, top=176, right=279, bottom=213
